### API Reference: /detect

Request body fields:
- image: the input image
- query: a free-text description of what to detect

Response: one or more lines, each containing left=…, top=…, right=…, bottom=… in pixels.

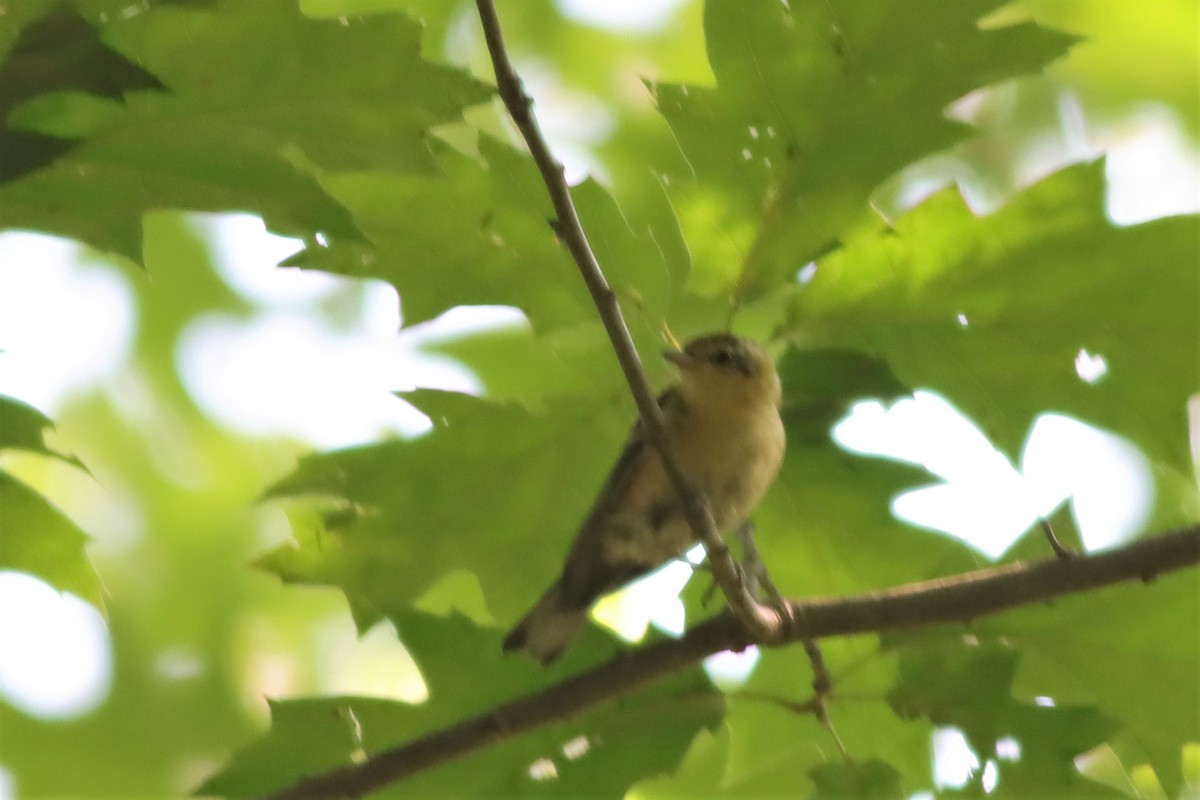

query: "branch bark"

left=473, top=0, right=780, bottom=639
left=260, top=524, right=1200, bottom=800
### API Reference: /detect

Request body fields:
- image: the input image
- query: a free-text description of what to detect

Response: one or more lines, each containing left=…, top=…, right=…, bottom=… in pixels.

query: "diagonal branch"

left=259, top=524, right=1200, bottom=800
left=473, top=0, right=780, bottom=639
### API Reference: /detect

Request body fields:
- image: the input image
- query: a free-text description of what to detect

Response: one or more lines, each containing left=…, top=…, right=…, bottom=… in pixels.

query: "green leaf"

left=0, top=471, right=101, bottom=607
left=197, top=697, right=370, bottom=797
left=888, top=641, right=1018, bottom=747
left=0, top=396, right=98, bottom=605
left=786, top=161, right=1200, bottom=474
left=993, top=706, right=1127, bottom=797
left=810, top=758, right=903, bottom=798
left=9, top=91, right=125, bottom=140
left=0, top=6, right=165, bottom=181
left=633, top=726, right=732, bottom=798
left=884, top=633, right=1125, bottom=796
left=719, top=642, right=934, bottom=796
left=977, top=568, right=1200, bottom=796
left=779, top=348, right=907, bottom=406
left=0, top=0, right=491, bottom=261
left=421, top=320, right=624, bottom=408
left=570, top=174, right=726, bottom=338
left=755, top=346, right=977, bottom=600
left=259, top=390, right=636, bottom=625
left=298, top=132, right=711, bottom=332
left=0, top=395, right=84, bottom=468
left=201, top=610, right=722, bottom=798
left=292, top=136, right=592, bottom=330
left=0, top=0, right=61, bottom=56
left=653, top=0, right=1077, bottom=301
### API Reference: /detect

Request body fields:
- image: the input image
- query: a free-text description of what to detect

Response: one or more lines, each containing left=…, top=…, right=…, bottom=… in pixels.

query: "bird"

left=503, top=332, right=786, bottom=665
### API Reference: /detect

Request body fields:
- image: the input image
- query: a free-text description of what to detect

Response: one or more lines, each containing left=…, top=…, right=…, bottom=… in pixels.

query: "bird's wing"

left=557, top=387, right=685, bottom=606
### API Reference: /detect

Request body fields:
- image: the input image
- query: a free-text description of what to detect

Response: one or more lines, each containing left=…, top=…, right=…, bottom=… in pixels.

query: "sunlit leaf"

left=292, top=136, right=590, bottom=330
left=0, top=472, right=100, bottom=607
left=0, top=0, right=490, bottom=262
left=0, top=395, right=84, bottom=468
left=201, top=610, right=722, bottom=797
left=786, top=161, right=1200, bottom=475
left=654, top=0, right=1078, bottom=301
left=260, top=389, right=635, bottom=625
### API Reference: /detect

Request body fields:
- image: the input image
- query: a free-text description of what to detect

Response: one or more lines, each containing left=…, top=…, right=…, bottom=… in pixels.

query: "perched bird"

left=503, top=332, right=786, bottom=664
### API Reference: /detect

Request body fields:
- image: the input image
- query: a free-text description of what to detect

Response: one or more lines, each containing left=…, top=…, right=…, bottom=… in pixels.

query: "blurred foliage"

left=0, top=0, right=1197, bottom=798
left=204, top=610, right=722, bottom=798
left=0, top=396, right=97, bottom=603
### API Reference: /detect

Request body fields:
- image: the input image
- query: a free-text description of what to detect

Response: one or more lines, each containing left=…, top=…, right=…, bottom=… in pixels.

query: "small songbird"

left=503, top=332, right=786, bottom=664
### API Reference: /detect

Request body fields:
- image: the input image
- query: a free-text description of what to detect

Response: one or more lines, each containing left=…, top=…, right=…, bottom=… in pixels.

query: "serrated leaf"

left=570, top=175, right=723, bottom=336
left=779, top=348, right=908, bottom=407
left=260, top=390, right=636, bottom=624
left=887, top=641, right=1018, bottom=745
left=293, top=136, right=592, bottom=330
left=0, top=0, right=491, bottom=261
left=0, top=6, right=165, bottom=181
left=884, top=632, right=1125, bottom=795
left=197, top=697, right=370, bottom=796
left=0, top=471, right=101, bottom=608
left=0, top=395, right=84, bottom=468
left=993, top=706, right=1125, bottom=797
left=755, top=346, right=978, bottom=600
left=718, top=642, right=934, bottom=796
left=201, top=610, right=722, bottom=798
left=977, top=568, right=1200, bottom=795
left=299, top=132, right=710, bottom=332
left=0, top=396, right=98, bottom=605
left=653, top=0, right=1077, bottom=301
left=421, top=320, right=624, bottom=408
left=786, top=161, right=1200, bottom=474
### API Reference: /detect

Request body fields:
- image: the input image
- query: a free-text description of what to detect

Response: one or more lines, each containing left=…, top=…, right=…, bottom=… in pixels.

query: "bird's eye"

left=712, top=350, right=736, bottom=366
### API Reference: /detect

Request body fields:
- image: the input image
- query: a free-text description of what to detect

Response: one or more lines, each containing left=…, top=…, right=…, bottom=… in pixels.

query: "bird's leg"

left=698, top=563, right=719, bottom=608
left=735, top=520, right=780, bottom=603
left=698, top=520, right=780, bottom=612
left=697, top=558, right=750, bottom=608
left=733, top=521, right=844, bottom=750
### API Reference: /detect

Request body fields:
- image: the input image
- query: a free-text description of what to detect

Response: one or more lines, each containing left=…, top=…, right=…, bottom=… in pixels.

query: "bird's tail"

left=502, top=582, right=588, bottom=666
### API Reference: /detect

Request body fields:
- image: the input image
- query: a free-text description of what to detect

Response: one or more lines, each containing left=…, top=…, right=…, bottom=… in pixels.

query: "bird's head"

left=664, top=333, right=781, bottom=408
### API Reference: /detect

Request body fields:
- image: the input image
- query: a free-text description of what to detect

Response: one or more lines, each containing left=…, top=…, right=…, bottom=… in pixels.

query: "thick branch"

left=473, top=0, right=778, bottom=638
left=260, top=524, right=1200, bottom=800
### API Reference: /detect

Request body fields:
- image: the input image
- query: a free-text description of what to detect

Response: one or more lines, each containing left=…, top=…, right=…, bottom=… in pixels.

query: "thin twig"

left=473, top=0, right=780, bottom=641
left=258, top=524, right=1200, bottom=800
left=800, top=637, right=846, bottom=757
left=802, top=638, right=833, bottom=703
left=1040, top=518, right=1073, bottom=559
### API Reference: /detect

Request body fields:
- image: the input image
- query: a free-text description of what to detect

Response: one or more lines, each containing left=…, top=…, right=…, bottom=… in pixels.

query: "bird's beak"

left=663, top=349, right=692, bottom=367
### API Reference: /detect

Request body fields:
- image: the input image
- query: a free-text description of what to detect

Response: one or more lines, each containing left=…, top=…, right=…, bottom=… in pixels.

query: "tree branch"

left=473, top=0, right=780, bottom=639
left=259, top=524, right=1200, bottom=800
